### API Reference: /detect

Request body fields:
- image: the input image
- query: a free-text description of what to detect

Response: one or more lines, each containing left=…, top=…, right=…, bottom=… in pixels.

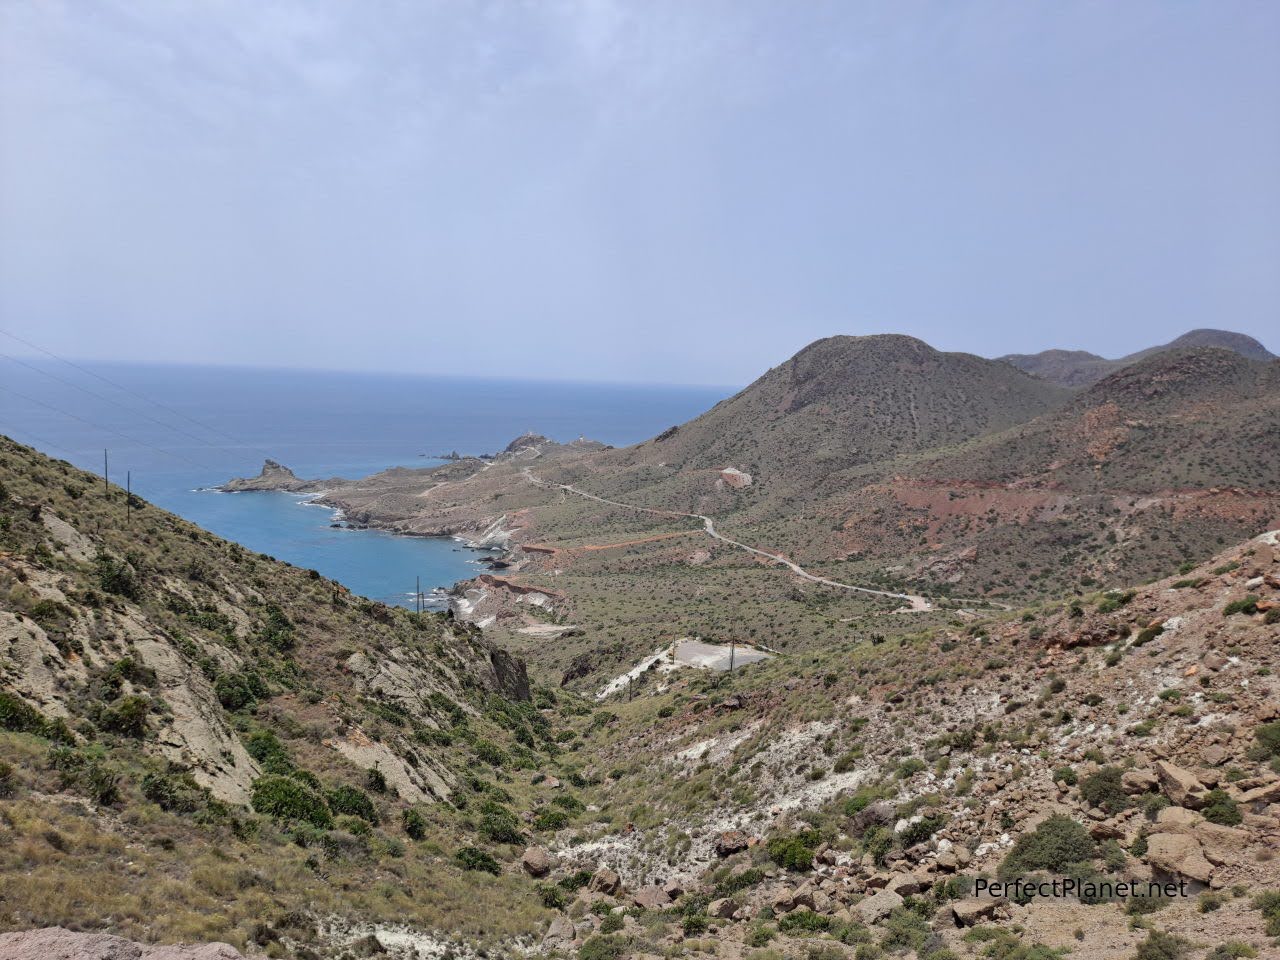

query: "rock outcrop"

left=219, top=459, right=316, bottom=492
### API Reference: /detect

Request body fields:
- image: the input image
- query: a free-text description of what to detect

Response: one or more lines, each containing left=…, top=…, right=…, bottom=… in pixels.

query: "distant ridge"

left=999, top=327, right=1274, bottom=387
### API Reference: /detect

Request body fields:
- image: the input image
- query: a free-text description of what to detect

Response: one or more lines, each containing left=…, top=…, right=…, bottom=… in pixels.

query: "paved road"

left=523, top=467, right=934, bottom=612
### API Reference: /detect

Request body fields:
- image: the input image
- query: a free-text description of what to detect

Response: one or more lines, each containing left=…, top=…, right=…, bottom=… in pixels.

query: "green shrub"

left=250, top=775, right=332, bottom=828
left=1133, top=929, right=1190, bottom=960
left=97, top=695, right=150, bottom=737
left=536, top=883, right=566, bottom=909
left=95, top=553, right=141, bottom=599
left=1126, top=890, right=1170, bottom=915
left=1205, top=943, right=1257, bottom=960
left=140, top=771, right=206, bottom=813
left=244, top=730, right=293, bottom=774
left=478, top=805, right=523, bottom=844
left=402, top=807, right=427, bottom=840
left=843, top=786, right=886, bottom=815
left=1223, top=596, right=1259, bottom=617
left=778, top=910, right=831, bottom=933
left=1201, top=789, right=1241, bottom=826
left=579, top=935, right=629, bottom=960
left=1133, top=624, right=1165, bottom=647
left=1254, top=890, right=1280, bottom=937
left=1079, top=766, right=1129, bottom=814
left=879, top=906, right=930, bottom=952
left=597, top=912, right=623, bottom=934
left=326, top=784, right=378, bottom=823
left=534, top=808, right=569, bottom=831
left=455, top=846, right=500, bottom=875
left=899, top=814, right=946, bottom=847
left=999, top=815, right=1095, bottom=878
left=862, top=825, right=894, bottom=866
left=681, top=913, right=708, bottom=935
left=214, top=672, right=267, bottom=711
left=767, top=829, right=822, bottom=871
left=1053, top=766, right=1077, bottom=786
left=0, top=692, right=74, bottom=743
left=551, top=793, right=585, bottom=813
left=713, top=867, right=767, bottom=898
left=1255, top=722, right=1280, bottom=758
left=1096, top=590, right=1135, bottom=613
left=473, top=739, right=509, bottom=767
left=745, top=924, right=774, bottom=947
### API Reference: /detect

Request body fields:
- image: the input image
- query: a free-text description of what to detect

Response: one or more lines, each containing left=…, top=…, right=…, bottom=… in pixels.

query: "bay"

left=0, top=360, right=731, bottom=606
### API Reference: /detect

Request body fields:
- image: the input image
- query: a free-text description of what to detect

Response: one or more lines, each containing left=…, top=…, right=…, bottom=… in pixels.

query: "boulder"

left=950, top=898, right=1000, bottom=927
left=886, top=872, right=930, bottom=896
left=1122, top=769, right=1159, bottom=794
left=588, top=867, right=622, bottom=896
left=521, top=846, right=556, bottom=878
left=791, top=884, right=817, bottom=911
left=632, top=885, right=670, bottom=910
left=708, top=897, right=738, bottom=919
left=1146, top=833, right=1214, bottom=885
left=1200, top=745, right=1228, bottom=768
left=662, top=879, right=685, bottom=900
left=1236, top=780, right=1280, bottom=807
left=1154, top=760, right=1207, bottom=808
left=855, top=888, right=904, bottom=924
left=543, top=916, right=576, bottom=948
left=715, top=830, right=751, bottom=857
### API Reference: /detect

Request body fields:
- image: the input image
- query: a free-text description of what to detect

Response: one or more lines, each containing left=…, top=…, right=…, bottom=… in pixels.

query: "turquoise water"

left=1, top=361, right=731, bottom=606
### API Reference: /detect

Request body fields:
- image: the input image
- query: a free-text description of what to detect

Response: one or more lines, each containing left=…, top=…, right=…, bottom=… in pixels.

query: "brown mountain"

left=1000, top=327, right=1274, bottom=387
left=605, top=334, right=1070, bottom=492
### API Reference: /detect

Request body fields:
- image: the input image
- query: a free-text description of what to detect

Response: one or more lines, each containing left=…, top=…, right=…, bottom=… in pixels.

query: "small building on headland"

left=719, top=467, right=753, bottom=489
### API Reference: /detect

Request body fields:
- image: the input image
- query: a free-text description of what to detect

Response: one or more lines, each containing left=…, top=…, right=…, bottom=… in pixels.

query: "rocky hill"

left=1001, top=328, right=1274, bottom=387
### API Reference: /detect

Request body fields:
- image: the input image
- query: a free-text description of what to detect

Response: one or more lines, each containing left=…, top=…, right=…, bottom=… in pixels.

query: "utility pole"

left=415, top=575, right=421, bottom=614
left=103, top=449, right=109, bottom=498
left=126, top=471, right=131, bottom=525
left=729, top=637, right=736, bottom=674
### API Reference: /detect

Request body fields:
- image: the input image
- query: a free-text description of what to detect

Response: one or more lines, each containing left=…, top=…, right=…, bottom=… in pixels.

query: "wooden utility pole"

left=729, top=637, right=736, bottom=674
left=126, top=471, right=131, bottom=525
left=415, top=575, right=421, bottom=614
left=103, top=449, right=109, bottom=498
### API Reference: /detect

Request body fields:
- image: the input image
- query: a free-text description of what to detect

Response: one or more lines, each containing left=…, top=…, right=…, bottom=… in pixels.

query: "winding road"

left=522, top=467, right=934, bottom=612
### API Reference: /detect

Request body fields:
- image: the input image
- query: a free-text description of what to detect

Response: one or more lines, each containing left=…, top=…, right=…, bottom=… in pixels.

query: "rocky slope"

left=516, top=529, right=1280, bottom=959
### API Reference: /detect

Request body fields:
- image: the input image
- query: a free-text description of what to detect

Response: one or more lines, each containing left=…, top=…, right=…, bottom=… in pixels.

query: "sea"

left=0, top=360, right=731, bottom=607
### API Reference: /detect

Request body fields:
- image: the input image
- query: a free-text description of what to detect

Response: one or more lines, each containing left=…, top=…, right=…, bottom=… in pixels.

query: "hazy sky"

left=1, top=2, right=1277, bottom=385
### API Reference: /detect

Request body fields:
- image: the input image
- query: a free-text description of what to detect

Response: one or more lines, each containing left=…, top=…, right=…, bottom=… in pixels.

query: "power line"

left=0, top=424, right=83, bottom=462
left=0, top=328, right=277, bottom=461
left=0, top=351, right=223, bottom=452
left=0, top=384, right=216, bottom=469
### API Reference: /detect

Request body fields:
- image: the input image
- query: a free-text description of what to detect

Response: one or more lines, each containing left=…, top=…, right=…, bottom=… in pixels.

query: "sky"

left=1, top=1, right=1277, bottom=386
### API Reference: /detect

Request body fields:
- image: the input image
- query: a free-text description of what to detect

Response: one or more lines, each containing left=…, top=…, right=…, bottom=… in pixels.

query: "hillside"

left=1001, top=328, right=1274, bottom=387
left=539, top=527, right=1280, bottom=959
left=0, top=436, right=613, bottom=954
